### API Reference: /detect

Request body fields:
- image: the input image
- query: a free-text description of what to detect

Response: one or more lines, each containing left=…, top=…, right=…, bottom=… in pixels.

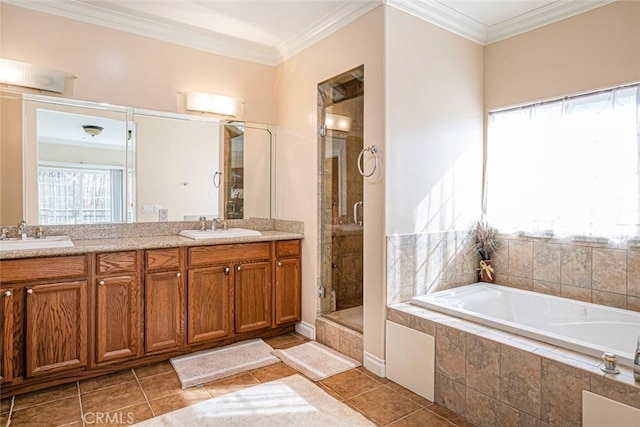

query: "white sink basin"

left=0, top=235, right=74, bottom=251
left=179, top=228, right=262, bottom=240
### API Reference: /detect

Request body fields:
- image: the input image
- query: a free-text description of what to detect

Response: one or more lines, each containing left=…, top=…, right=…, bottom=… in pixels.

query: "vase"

left=478, top=259, right=495, bottom=283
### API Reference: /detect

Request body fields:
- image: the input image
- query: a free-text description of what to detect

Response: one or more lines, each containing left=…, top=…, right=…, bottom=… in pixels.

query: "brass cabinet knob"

left=3, top=291, right=11, bottom=297
left=224, top=267, right=230, bottom=275
left=176, top=272, right=181, bottom=278
left=277, top=261, right=282, bottom=267
left=237, top=265, right=241, bottom=271
left=98, top=280, right=105, bottom=286
left=26, top=289, right=34, bottom=295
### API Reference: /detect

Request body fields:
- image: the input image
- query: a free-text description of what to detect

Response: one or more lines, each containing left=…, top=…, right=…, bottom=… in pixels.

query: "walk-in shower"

left=318, top=66, right=366, bottom=333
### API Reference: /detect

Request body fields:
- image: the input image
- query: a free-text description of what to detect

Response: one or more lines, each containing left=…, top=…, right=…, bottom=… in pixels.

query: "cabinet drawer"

left=0, top=255, right=87, bottom=283
left=189, top=243, right=271, bottom=267
left=146, top=248, right=180, bottom=270
left=275, top=240, right=300, bottom=258
left=96, top=251, right=137, bottom=275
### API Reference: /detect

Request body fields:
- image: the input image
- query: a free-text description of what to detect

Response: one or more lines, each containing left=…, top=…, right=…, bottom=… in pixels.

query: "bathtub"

left=411, top=283, right=640, bottom=367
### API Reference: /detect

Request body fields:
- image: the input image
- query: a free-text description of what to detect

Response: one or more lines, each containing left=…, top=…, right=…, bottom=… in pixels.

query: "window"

left=486, top=84, right=640, bottom=238
left=38, top=167, right=124, bottom=224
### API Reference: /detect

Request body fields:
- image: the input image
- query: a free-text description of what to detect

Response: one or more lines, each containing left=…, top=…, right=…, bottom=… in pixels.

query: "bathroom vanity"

left=0, top=233, right=302, bottom=397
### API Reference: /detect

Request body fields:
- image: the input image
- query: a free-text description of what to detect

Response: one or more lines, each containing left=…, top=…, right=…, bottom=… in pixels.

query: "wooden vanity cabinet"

left=274, top=240, right=302, bottom=325
left=143, top=248, right=185, bottom=355
left=188, top=242, right=272, bottom=337
left=94, top=251, right=143, bottom=365
left=187, top=265, right=233, bottom=344
left=0, top=286, right=14, bottom=383
left=0, top=256, right=89, bottom=380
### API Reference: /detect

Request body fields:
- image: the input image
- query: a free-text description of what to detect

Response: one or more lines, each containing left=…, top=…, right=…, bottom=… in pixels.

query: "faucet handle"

left=35, top=227, right=45, bottom=239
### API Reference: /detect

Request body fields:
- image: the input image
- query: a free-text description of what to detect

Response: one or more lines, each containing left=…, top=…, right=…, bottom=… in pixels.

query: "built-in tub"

left=411, top=283, right=640, bottom=367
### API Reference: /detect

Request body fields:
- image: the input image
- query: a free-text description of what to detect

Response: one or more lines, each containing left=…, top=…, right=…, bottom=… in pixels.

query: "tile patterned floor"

left=1, top=333, right=476, bottom=427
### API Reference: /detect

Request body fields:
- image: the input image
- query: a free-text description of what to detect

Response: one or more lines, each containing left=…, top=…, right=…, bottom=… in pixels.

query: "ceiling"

left=6, top=0, right=615, bottom=66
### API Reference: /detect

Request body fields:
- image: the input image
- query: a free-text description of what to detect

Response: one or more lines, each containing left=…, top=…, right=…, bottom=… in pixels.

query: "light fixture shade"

left=185, top=92, right=241, bottom=117
left=325, top=114, right=352, bottom=132
left=0, top=58, right=74, bottom=94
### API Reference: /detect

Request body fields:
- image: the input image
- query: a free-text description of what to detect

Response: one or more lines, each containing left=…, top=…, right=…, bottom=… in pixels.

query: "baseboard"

left=295, top=321, right=315, bottom=340
left=363, top=351, right=386, bottom=377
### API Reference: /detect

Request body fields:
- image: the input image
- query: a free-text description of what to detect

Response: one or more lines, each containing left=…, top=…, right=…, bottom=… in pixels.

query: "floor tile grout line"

left=76, top=381, right=85, bottom=427
left=5, top=396, right=14, bottom=427
left=131, top=368, right=156, bottom=419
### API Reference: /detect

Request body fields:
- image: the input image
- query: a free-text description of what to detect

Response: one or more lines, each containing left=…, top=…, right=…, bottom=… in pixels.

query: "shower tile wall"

left=386, top=230, right=476, bottom=305
left=387, top=230, right=640, bottom=313
left=332, top=229, right=363, bottom=308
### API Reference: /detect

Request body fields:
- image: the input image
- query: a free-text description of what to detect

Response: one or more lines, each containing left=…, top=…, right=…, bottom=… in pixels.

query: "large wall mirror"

left=0, top=93, right=274, bottom=225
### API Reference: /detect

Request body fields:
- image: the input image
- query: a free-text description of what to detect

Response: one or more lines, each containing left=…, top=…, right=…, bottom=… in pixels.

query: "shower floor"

left=323, top=305, right=363, bottom=333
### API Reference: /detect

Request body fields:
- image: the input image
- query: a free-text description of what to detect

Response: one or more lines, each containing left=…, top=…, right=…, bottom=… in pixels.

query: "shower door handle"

left=353, top=201, right=363, bottom=226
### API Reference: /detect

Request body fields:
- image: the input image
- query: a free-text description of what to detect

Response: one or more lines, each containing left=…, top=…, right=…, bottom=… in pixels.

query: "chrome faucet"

left=213, top=218, right=228, bottom=231
left=17, top=220, right=27, bottom=239
left=35, top=226, right=45, bottom=239
left=199, top=216, right=208, bottom=231
left=0, top=228, right=8, bottom=240
left=634, top=336, right=640, bottom=382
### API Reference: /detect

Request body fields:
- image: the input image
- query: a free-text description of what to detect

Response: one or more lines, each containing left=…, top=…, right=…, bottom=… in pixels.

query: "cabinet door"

left=144, top=271, right=184, bottom=354
left=235, top=262, right=272, bottom=334
left=1, top=288, right=14, bottom=383
left=25, top=281, right=87, bottom=377
left=275, top=258, right=301, bottom=325
left=96, top=276, right=142, bottom=364
left=187, top=266, right=233, bottom=344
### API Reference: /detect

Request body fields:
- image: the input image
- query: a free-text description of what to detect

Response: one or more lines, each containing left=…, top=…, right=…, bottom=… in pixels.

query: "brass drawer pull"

left=99, top=280, right=105, bottom=286
left=26, top=289, right=34, bottom=295
left=3, top=291, right=11, bottom=297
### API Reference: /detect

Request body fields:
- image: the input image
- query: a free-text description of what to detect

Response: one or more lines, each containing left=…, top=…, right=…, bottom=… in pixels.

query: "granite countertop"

left=0, top=230, right=304, bottom=260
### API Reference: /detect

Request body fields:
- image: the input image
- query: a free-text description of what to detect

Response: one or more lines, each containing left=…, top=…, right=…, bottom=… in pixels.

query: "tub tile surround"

left=387, top=230, right=640, bottom=313
left=387, top=230, right=476, bottom=305
left=387, top=304, right=640, bottom=427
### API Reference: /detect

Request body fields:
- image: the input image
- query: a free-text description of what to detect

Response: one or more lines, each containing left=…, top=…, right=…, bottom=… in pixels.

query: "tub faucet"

left=634, top=336, right=640, bottom=382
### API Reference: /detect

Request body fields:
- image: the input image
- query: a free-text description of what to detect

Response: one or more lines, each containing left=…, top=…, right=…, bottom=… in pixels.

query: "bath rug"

left=271, top=341, right=361, bottom=381
left=133, top=374, right=374, bottom=426
left=170, top=339, right=279, bottom=388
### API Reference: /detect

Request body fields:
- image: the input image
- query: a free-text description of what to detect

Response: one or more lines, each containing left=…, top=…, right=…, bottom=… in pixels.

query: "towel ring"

left=213, top=171, right=222, bottom=188
left=357, top=145, right=378, bottom=177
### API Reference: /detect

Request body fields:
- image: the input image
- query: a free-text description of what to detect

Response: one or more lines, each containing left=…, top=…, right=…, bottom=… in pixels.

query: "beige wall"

left=385, top=7, right=484, bottom=235
left=485, top=1, right=640, bottom=111
left=0, top=93, right=23, bottom=225
left=0, top=4, right=276, bottom=124
left=275, top=7, right=386, bottom=363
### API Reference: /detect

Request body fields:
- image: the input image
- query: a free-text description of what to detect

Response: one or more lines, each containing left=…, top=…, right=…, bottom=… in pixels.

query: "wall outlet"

left=318, top=286, right=326, bottom=298
left=158, top=209, right=168, bottom=222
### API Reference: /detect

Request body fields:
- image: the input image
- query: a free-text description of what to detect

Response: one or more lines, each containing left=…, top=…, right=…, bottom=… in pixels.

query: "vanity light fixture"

left=0, top=58, right=74, bottom=94
left=82, top=125, right=103, bottom=137
left=185, top=92, right=241, bottom=117
left=325, top=114, right=352, bottom=132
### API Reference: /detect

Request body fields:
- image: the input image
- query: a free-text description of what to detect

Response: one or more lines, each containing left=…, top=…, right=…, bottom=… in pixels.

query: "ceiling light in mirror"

left=325, top=114, right=351, bottom=132
left=185, top=91, right=241, bottom=117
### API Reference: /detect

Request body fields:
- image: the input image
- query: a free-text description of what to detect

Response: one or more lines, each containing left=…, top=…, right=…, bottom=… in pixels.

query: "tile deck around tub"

left=388, top=302, right=640, bottom=427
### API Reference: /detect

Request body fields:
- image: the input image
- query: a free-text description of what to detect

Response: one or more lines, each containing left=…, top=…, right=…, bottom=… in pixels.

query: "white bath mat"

left=271, top=341, right=361, bottom=381
left=170, top=339, right=279, bottom=388
left=133, top=374, right=374, bottom=426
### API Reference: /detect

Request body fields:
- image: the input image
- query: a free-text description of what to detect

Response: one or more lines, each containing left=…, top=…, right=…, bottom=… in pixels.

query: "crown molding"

left=4, top=0, right=281, bottom=66
left=486, top=0, right=617, bottom=44
left=385, top=0, right=615, bottom=46
left=276, top=0, right=382, bottom=63
left=385, top=0, right=487, bottom=44
left=5, top=0, right=618, bottom=66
